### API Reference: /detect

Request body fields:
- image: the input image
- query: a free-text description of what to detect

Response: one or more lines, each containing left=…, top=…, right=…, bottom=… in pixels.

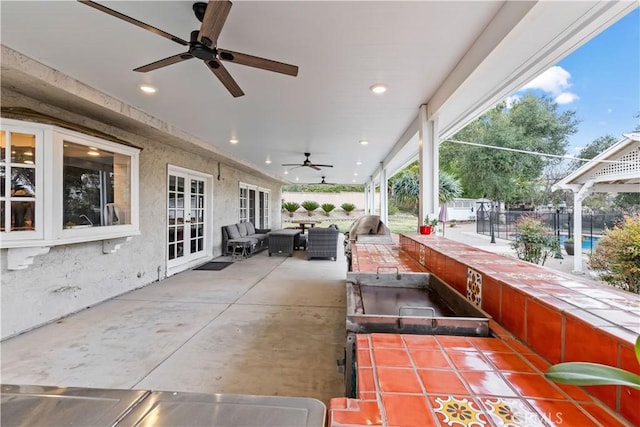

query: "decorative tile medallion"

left=433, top=396, right=486, bottom=426
left=466, top=267, right=482, bottom=307
left=419, top=245, right=425, bottom=265
left=482, top=398, right=545, bottom=427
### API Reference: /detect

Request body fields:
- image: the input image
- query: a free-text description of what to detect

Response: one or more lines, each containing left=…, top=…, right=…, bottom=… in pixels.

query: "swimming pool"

left=559, top=235, right=600, bottom=250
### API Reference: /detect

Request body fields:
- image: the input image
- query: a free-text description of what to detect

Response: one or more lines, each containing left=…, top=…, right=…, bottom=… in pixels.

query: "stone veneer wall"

left=1, top=90, right=282, bottom=339
left=399, top=233, right=639, bottom=425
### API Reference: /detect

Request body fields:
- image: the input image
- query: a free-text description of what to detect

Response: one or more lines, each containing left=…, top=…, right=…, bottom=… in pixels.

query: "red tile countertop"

left=348, top=235, right=639, bottom=424
left=329, top=334, right=631, bottom=426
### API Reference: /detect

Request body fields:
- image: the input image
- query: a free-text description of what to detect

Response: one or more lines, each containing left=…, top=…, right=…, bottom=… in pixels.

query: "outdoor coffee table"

left=267, top=229, right=301, bottom=256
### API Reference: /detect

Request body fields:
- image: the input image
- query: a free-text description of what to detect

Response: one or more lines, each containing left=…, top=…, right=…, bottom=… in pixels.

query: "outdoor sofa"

left=222, top=222, right=270, bottom=256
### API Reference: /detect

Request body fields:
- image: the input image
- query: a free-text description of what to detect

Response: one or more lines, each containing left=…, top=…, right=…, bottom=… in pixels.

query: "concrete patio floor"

left=1, top=241, right=348, bottom=405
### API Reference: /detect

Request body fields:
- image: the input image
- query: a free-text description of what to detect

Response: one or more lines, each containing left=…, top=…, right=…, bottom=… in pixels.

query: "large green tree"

left=569, top=135, right=617, bottom=171
left=440, top=94, right=579, bottom=204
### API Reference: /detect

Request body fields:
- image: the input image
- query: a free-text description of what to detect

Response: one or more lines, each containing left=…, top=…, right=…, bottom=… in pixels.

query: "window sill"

left=2, top=229, right=140, bottom=270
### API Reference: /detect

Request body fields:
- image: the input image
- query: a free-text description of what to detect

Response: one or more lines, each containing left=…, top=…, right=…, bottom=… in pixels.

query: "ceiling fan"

left=282, top=153, right=334, bottom=171
left=319, top=176, right=336, bottom=185
left=78, top=0, right=299, bottom=97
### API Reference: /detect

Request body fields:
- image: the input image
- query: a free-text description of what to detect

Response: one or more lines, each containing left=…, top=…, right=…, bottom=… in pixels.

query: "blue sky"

left=510, top=7, right=639, bottom=154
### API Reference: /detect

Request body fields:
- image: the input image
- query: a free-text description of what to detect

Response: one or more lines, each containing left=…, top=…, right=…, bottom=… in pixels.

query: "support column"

left=572, top=180, right=593, bottom=273
left=370, top=180, right=376, bottom=215
left=379, top=164, right=388, bottom=224
left=573, top=196, right=583, bottom=273
left=418, top=105, right=439, bottom=227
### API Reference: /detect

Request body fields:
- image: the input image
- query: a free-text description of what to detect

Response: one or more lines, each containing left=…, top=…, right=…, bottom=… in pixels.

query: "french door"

left=167, top=166, right=212, bottom=274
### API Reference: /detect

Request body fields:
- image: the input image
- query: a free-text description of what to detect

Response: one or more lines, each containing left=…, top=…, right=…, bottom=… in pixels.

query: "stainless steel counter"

left=2, top=384, right=326, bottom=427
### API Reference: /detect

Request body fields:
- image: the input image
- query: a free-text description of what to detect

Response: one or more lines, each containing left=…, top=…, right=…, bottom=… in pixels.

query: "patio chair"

left=307, top=226, right=339, bottom=261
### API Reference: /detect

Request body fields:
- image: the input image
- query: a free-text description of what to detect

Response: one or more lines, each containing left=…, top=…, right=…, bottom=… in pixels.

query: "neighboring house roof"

left=553, top=132, right=640, bottom=194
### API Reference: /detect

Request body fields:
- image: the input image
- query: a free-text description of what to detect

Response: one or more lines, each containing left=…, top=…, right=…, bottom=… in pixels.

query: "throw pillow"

left=225, top=224, right=241, bottom=239
left=237, top=222, right=248, bottom=237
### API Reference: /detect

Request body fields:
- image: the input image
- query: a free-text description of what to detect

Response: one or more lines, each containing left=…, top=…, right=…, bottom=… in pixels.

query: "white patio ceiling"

left=1, top=1, right=636, bottom=185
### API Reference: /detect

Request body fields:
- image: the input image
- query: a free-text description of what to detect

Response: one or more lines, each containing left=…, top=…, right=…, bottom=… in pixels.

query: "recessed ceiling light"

left=24, top=160, right=34, bottom=164
left=87, top=151, right=100, bottom=156
left=284, top=170, right=289, bottom=175
left=295, top=177, right=299, bottom=181
left=359, top=140, right=369, bottom=146
left=370, top=84, right=387, bottom=94
left=353, top=172, right=358, bottom=176
left=356, top=161, right=362, bottom=165
left=229, top=139, right=239, bottom=144
left=139, top=84, right=157, bottom=94
left=265, top=158, right=272, bottom=164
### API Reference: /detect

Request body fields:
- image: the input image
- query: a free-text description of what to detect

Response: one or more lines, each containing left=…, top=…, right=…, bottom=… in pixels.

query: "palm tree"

left=389, top=163, right=462, bottom=214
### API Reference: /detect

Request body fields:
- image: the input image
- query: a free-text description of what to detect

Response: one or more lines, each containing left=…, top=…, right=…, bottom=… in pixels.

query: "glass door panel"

left=167, top=170, right=208, bottom=271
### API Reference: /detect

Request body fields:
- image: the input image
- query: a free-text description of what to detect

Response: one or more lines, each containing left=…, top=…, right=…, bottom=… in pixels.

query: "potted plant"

left=564, top=237, right=575, bottom=256
left=282, top=201, right=300, bottom=217
left=341, top=203, right=356, bottom=216
left=301, top=200, right=320, bottom=216
left=321, top=203, right=335, bottom=216
left=420, top=216, right=439, bottom=235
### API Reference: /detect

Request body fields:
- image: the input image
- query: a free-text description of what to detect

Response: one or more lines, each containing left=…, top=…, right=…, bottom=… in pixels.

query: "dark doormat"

left=193, top=262, right=233, bottom=271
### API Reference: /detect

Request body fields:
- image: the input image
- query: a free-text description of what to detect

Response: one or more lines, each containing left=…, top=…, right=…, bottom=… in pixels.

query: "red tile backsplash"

left=481, top=276, right=502, bottom=321
left=526, top=299, right=563, bottom=364
left=500, top=285, right=527, bottom=340
left=564, top=314, right=618, bottom=366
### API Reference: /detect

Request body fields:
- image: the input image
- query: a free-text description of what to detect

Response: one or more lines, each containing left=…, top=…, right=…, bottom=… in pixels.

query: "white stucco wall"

left=0, top=92, right=282, bottom=339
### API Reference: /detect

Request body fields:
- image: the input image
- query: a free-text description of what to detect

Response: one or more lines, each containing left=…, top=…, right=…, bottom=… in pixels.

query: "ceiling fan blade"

left=206, top=60, right=244, bottom=97
left=310, top=165, right=321, bottom=171
left=134, top=53, right=194, bottom=72
left=197, top=0, right=232, bottom=48
left=281, top=164, right=302, bottom=167
left=218, top=49, right=299, bottom=76
left=311, top=164, right=334, bottom=168
left=78, top=1, right=188, bottom=46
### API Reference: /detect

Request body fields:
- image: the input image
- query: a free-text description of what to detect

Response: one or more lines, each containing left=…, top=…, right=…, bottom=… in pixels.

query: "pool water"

left=559, top=235, right=600, bottom=250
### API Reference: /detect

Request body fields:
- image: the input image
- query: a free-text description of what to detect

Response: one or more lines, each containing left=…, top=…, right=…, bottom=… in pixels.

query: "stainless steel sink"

left=346, top=270, right=490, bottom=336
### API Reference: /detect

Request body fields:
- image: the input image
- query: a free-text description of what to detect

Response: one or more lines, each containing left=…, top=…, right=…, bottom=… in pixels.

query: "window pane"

left=10, top=132, right=36, bottom=164
left=0, top=131, right=5, bottom=162
left=169, top=175, right=176, bottom=191
left=0, top=201, right=4, bottom=231
left=177, top=177, right=184, bottom=192
left=63, top=141, right=131, bottom=228
left=0, top=166, right=5, bottom=197
left=11, top=200, right=34, bottom=231
left=11, top=167, right=35, bottom=196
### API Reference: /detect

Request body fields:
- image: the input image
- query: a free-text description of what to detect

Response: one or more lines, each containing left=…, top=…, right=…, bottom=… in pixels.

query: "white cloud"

left=555, top=92, right=579, bottom=105
left=519, top=66, right=579, bottom=104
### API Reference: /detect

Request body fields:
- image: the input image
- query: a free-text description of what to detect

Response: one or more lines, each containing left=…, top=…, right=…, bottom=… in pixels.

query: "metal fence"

left=476, top=210, right=623, bottom=252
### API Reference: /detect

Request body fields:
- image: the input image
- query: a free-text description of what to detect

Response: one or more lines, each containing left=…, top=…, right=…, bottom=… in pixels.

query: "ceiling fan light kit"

left=79, top=0, right=299, bottom=97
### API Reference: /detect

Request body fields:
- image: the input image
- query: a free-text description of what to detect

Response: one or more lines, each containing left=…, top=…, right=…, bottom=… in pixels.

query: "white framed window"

left=0, top=118, right=140, bottom=250
left=238, top=183, right=270, bottom=228
left=239, top=184, right=249, bottom=223
left=0, top=125, right=44, bottom=241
